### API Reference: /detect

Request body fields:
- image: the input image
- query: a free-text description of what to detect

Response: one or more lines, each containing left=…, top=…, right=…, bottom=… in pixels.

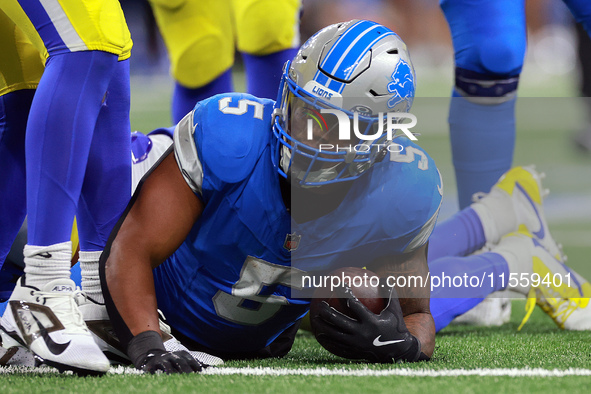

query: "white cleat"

left=520, top=244, right=591, bottom=331
left=471, top=165, right=565, bottom=262
left=563, top=299, right=591, bottom=331
left=491, top=231, right=591, bottom=331
left=0, top=277, right=110, bottom=375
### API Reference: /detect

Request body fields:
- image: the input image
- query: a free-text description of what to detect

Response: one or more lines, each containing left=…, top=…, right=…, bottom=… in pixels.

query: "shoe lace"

left=74, top=289, right=90, bottom=306
left=518, top=287, right=582, bottom=331
left=33, top=288, right=87, bottom=334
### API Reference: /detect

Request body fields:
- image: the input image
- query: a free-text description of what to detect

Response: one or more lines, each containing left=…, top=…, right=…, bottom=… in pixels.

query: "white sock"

left=491, top=236, right=533, bottom=296
left=23, top=242, right=72, bottom=289
left=80, top=250, right=104, bottom=304
left=471, top=189, right=517, bottom=245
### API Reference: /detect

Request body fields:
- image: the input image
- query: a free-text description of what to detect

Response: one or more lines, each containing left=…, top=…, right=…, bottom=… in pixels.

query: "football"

left=309, top=266, right=386, bottom=321
left=309, top=267, right=387, bottom=358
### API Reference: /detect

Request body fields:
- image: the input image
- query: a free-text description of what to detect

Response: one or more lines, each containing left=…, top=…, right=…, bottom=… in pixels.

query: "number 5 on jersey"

left=212, top=256, right=306, bottom=325
left=218, top=97, right=264, bottom=120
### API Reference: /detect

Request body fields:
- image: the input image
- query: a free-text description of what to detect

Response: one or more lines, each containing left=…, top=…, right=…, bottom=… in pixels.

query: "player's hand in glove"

left=140, top=349, right=203, bottom=374
left=312, top=285, right=422, bottom=363
left=128, top=331, right=204, bottom=373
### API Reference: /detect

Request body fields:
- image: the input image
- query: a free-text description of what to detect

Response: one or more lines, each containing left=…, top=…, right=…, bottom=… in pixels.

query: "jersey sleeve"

left=173, top=93, right=275, bottom=202
left=173, top=110, right=204, bottom=196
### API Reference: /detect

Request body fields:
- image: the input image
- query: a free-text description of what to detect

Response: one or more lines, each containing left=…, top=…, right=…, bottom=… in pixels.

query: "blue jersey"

left=153, top=93, right=442, bottom=353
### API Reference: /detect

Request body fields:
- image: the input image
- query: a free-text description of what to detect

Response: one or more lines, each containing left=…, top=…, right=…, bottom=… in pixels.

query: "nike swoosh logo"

left=31, top=314, right=70, bottom=355
left=516, top=183, right=544, bottom=239
left=373, top=335, right=405, bottom=347
left=38, top=252, right=52, bottom=258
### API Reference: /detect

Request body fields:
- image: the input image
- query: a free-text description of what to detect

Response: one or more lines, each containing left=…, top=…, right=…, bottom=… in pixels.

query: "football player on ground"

left=148, top=0, right=302, bottom=123
left=102, top=20, right=440, bottom=372
left=3, top=133, right=590, bottom=369
left=0, top=1, right=132, bottom=375
left=96, top=20, right=590, bottom=373
left=3, top=20, right=590, bottom=373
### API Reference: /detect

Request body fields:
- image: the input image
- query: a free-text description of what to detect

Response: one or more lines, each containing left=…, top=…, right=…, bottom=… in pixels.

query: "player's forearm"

left=404, top=312, right=435, bottom=358
left=104, top=241, right=161, bottom=341
left=102, top=152, right=203, bottom=349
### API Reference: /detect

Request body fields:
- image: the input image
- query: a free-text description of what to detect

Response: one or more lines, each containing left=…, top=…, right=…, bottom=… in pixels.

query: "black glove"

left=312, top=285, right=421, bottom=363
left=127, top=331, right=203, bottom=374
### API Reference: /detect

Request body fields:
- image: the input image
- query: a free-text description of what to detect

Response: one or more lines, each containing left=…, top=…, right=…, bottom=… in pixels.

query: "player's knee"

left=235, top=0, right=300, bottom=55
left=454, top=40, right=522, bottom=103
left=454, top=36, right=525, bottom=103
left=476, top=35, right=525, bottom=76
left=172, top=36, right=234, bottom=88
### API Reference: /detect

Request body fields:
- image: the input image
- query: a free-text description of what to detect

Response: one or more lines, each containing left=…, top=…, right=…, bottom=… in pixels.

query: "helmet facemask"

left=273, top=64, right=401, bottom=187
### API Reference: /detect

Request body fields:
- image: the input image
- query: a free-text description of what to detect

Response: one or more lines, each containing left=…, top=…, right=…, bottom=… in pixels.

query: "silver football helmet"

left=271, top=19, right=416, bottom=186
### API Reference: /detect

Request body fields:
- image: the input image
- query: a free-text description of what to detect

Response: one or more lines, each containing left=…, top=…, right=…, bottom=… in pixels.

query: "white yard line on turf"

left=201, top=367, right=591, bottom=377
left=3, top=366, right=591, bottom=377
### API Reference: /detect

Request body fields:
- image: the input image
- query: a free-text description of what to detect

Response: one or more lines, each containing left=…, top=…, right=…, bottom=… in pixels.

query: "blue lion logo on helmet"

left=386, top=60, right=415, bottom=111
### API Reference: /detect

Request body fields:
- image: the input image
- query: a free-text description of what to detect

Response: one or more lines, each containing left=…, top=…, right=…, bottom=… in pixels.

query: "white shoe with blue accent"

left=491, top=231, right=591, bottom=331
left=471, top=165, right=564, bottom=261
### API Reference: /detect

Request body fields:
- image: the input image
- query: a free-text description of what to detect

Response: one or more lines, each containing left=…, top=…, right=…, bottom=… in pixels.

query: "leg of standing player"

left=440, top=0, right=526, bottom=209
left=0, top=92, right=33, bottom=302
left=0, top=0, right=132, bottom=374
left=148, top=0, right=236, bottom=123
left=0, top=10, right=43, bottom=301
left=150, top=0, right=301, bottom=123
left=75, top=58, right=132, bottom=307
left=234, top=0, right=301, bottom=100
left=563, top=0, right=591, bottom=151
left=1, top=129, right=176, bottom=365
